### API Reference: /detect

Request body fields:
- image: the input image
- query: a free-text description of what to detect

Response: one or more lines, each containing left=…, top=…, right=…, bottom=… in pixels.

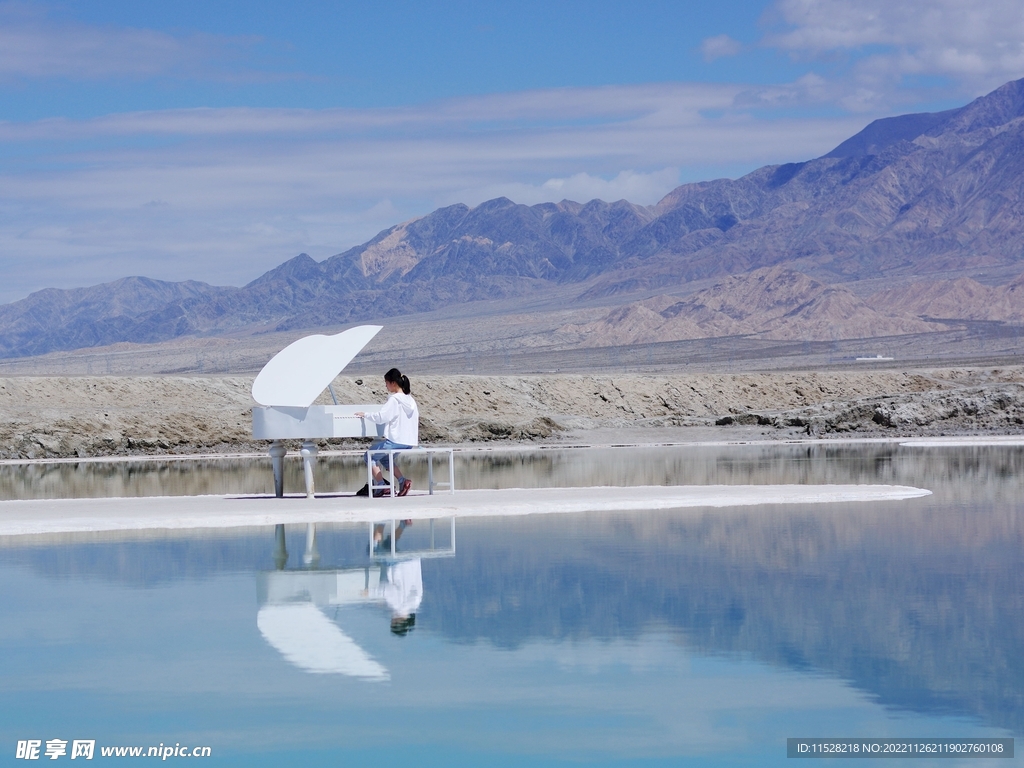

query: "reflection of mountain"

left=7, top=447, right=1023, bottom=733
left=426, top=512, right=1023, bottom=735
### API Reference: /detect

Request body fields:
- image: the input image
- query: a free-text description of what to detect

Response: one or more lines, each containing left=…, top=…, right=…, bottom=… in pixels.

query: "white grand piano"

left=252, top=325, right=385, bottom=498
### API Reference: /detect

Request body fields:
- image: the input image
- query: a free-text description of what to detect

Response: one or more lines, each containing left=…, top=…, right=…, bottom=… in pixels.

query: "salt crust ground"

left=0, top=484, right=931, bottom=537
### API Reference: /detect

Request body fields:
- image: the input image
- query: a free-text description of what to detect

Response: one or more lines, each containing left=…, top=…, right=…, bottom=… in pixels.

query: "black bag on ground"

left=356, top=480, right=389, bottom=496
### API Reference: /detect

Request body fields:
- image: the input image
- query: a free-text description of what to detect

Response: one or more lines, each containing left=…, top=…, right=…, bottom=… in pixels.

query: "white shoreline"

left=899, top=437, right=1024, bottom=447
left=0, top=484, right=931, bottom=537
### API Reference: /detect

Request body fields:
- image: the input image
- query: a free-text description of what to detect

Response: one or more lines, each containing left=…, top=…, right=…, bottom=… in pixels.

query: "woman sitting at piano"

left=355, top=368, right=419, bottom=497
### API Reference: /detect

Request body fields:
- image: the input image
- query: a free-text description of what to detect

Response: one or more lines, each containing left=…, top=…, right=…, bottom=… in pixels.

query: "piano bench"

left=366, top=446, right=456, bottom=498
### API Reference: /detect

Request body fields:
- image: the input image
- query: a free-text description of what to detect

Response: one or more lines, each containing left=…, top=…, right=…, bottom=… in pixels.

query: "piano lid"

left=252, top=325, right=382, bottom=407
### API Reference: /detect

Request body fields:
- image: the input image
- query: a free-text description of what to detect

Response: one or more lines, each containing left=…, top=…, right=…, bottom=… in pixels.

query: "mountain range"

left=5, top=77, right=1024, bottom=360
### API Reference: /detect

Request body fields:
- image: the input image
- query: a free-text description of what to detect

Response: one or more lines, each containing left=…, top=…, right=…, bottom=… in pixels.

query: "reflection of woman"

left=355, top=368, right=419, bottom=497
left=379, top=558, right=422, bottom=636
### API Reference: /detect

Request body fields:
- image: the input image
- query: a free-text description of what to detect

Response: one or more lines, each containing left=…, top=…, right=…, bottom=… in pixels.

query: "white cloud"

left=461, top=169, right=682, bottom=207
left=762, top=0, right=1024, bottom=108
left=0, top=83, right=745, bottom=141
left=0, top=84, right=871, bottom=303
left=701, top=34, right=744, bottom=62
left=734, top=73, right=833, bottom=109
left=0, top=1, right=269, bottom=82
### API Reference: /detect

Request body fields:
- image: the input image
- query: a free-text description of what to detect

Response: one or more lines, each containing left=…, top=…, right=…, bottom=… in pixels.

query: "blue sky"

left=2, top=0, right=1023, bottom=302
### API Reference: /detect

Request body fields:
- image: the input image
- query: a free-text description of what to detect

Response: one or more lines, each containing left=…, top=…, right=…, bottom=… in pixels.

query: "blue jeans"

left=367, top=439, right=412, bottom=471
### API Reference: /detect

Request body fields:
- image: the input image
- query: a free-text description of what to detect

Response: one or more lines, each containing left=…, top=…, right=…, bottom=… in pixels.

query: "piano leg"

left=300, top=440, right=318, bottom=499
left=303, top=522, right=319, bottom=567
left=273, top=524, right=288, bottom=569
left=269, top=441, right=287, bottom=498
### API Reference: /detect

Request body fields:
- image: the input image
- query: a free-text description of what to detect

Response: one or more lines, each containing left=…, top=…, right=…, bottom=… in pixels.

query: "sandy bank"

left=1, top=367, right=1023, bottom=460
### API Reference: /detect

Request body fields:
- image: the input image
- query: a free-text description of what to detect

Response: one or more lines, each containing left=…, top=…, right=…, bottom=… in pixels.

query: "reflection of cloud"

left=0, top=84, right=868, bottom=303
left=3, top=560, right=993, bottom=760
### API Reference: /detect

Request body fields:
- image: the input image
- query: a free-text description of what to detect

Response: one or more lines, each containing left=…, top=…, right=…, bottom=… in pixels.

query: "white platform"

left=0, top=484, right=931, bottom=537
left=900, top=437, right=1024, bottom=447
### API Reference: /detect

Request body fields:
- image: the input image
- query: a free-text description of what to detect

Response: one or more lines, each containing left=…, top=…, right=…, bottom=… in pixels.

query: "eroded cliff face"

left=1, top=367, right=1022, bottom=460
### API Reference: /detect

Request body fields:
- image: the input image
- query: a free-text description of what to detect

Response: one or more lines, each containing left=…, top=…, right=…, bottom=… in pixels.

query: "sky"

left=2, top=0, right=1024, bottom=303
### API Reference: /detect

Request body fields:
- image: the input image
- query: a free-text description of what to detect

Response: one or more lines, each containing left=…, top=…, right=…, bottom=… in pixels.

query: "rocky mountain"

left=563, top=267, right=944, bottom=346
left=0, top=277, right=234, bottom=358
left=5, top=78, right=1024, bottom=359
left=582, top=77, right=1024, bottom=296
left=237, top=196, right=659, bottom=331
left=866, top=273, right=1024, bottom=323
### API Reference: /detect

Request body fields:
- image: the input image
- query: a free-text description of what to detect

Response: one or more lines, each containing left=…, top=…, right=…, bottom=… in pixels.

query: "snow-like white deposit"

left=900, top=437, right=1024, bottom=447
left=0, top=485, right=931, bottom=537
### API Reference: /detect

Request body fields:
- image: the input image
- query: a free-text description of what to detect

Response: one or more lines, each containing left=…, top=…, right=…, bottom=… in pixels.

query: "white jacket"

left=365, top=392, right=419, bottom=446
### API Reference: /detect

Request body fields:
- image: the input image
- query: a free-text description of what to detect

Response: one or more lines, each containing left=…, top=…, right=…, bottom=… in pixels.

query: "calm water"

left=0, top=444, right=1021, bottom=766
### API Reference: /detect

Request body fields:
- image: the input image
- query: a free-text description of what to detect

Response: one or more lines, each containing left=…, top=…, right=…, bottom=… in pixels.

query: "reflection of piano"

left=251, top=325, right=384, bottom=497
left=257, top=572, right=389, bottom=679
left=256, top=521, right=455, bottom=679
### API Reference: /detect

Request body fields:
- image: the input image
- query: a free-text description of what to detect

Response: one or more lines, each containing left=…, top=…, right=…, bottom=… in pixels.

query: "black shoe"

left=355, top=483, right=369, bottom=497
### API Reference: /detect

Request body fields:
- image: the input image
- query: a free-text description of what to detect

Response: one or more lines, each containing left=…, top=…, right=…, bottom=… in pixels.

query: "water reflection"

left=0, top=445, right=1020, bottom=761
left=3, top=444, right=1024, bottom=507
left=255, top=520, right=454, bottom=678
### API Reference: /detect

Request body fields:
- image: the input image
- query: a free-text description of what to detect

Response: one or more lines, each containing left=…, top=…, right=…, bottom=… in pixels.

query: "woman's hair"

left=391, top=614, right=416, bottom=636
left=384, top=367, right=411, bottom=395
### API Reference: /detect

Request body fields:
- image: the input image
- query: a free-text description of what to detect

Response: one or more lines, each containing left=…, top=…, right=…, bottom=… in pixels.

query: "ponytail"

left=385, top=367, right=411, bottom=395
